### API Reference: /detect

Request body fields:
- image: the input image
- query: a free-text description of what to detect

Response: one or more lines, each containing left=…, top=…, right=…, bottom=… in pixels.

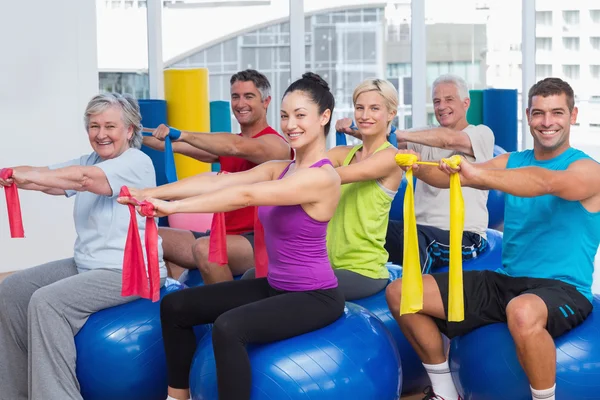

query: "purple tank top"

left=259, top=159, right=338, bottom=291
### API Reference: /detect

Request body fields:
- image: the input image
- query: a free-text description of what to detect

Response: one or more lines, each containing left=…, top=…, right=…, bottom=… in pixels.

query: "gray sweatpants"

left=0, top=258, right=137, bottom=400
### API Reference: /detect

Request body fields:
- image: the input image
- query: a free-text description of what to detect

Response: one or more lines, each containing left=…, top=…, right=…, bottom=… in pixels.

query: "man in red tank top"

left=143, top=70, right=292, bottom=283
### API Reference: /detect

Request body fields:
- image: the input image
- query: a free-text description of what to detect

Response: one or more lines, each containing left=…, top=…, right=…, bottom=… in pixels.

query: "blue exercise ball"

left=75, top=279, right=210, bottom=400
left=183, top=269, right=243, bottom=288
left=190, top=303, right=402, bottom=400
left=352, top=263, right=430, bottom=395
left=390, top=178, right=409, bottom=221
left=436, top=229, right=503, bottom=274
left=449, top=295, right=600, bottom=400
left=487, top=145, right=506, bottom=229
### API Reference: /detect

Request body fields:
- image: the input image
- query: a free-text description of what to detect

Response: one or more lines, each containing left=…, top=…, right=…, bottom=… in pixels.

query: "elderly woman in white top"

left=0, top=93, right=166, bottom=400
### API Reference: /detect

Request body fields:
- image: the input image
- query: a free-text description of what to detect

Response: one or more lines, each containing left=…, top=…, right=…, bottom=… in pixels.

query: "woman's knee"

left=212, top=314, right=243, bottom=345
left=160, top=291, right=189, bottom=325
left=0, top=273, right=33, bottom=308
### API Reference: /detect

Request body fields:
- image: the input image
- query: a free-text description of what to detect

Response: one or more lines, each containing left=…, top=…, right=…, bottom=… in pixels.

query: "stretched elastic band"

left=1, top=168, right=25, bottom=238
left=119, top=186, right=160, bottom=302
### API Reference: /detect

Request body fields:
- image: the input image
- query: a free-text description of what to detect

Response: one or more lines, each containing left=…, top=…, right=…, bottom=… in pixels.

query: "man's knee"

left=192, top=237, right=211, bottom=267
left=506, top=295, right=547, bottom=335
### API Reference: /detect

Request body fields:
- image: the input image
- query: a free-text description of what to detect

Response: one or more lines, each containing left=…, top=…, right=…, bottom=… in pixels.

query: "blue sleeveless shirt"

left=497, top=148, right=600, bottom=302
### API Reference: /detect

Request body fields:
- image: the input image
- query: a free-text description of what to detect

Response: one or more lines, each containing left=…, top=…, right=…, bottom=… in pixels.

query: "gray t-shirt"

left=49, top=148, right=167, bottom=277
left=408, top=124, right=494, bottom=237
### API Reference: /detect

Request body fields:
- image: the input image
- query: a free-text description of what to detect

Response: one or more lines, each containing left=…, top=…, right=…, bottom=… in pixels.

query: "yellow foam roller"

left=164, top=68, right=211, bottom=179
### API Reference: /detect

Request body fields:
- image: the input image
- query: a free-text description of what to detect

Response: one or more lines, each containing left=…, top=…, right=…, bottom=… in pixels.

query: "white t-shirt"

left=49, top=148, right=167, bottom=277
left=408, top=124, right=495, bottom=237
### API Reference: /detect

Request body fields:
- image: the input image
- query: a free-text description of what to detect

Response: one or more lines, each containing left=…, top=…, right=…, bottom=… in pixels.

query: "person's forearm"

left=10, top=166, right=56, bottom=191
left=20, top=167, right=95, bottom=193
left=143, top=172, right=243, bottom=201
left=142, top=136, right=166, bottom=151
left=180, top=131, right=241, bottom=157
left=413, top=166, right=451, bottom=188
left=469, top=167, right=554, bottom=197
left=397, top=127, right=455, bottom=149
left=171, top=185, right=252, bottom=214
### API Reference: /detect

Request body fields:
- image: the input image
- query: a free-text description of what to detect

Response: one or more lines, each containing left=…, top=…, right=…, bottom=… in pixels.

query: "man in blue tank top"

left=386, top=78, right=600, bottom=400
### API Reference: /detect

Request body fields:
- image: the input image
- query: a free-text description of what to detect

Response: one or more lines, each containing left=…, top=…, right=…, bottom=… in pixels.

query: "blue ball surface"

left=190, top=303, right=402, bottom=400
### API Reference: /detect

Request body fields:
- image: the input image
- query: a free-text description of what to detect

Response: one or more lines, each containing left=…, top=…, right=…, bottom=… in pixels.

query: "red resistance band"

left=207, top=175, right=268, bottom=277
left=119, top=186, right=161, bottom=302
left=1, top=168, right=25, bottom=238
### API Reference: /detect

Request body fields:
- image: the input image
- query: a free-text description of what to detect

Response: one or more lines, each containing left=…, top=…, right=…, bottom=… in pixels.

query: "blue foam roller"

left=139, top=99, right=170, bottom=226
left=139, top=99, right=169, bottom=186
left=449, top=296, right=600, bottom=400
left=483, top=89, right=518, bottom=152
left=210, top=101, right=232, bottom=172
left=74, top=279, right=211, bottom=400
left=487, top=145, right=507, bottom=229
left=389, top=178, right=408, bottom=221
left=190, top=303, right=402, bottom=400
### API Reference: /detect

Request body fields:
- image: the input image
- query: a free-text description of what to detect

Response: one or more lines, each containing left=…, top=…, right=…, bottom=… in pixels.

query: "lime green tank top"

left=326, top=142, right=395, bottom=280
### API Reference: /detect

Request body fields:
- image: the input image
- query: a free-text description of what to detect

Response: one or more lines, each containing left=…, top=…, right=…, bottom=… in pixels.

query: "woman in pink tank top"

left=120, top=73, right=344, bottom=400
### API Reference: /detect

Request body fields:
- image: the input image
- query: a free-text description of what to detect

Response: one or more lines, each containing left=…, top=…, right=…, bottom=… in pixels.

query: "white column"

left=411, top=0, right=426, bottom=127
left=147, top=0, right=164, bottom=99
left=521, top=0, right=536, bottom=150
left=289, top=0, right=305, bottom=81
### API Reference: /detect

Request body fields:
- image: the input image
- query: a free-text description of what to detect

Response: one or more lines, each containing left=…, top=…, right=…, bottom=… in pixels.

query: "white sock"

left=423, top=361, right=459, bottom=399
left=166, top=396, right=190, bottom=400
left=531, top=384, right=555, bottom=400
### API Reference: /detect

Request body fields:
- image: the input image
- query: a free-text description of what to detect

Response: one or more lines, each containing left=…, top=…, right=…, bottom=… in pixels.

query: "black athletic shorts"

left=385, top=221, right=487, bottom=273
left=190, top=230, right=255, bottom=250
left=432, top=270, right=593, bottom=339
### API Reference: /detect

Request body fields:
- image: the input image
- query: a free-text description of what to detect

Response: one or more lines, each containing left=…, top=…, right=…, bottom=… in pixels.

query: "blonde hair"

left=352, top=79, right=399, bottom=130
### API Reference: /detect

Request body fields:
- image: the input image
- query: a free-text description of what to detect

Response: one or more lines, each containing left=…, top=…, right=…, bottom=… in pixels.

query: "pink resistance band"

left=119, top=186, right=161, bottom=302
left=207, top=173, right=269, bottom=277
left=1, top=168, right=25, bottom=238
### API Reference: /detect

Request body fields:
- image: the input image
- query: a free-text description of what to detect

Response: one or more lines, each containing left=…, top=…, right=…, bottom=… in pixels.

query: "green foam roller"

left=467, top=89, right=484, bottom=125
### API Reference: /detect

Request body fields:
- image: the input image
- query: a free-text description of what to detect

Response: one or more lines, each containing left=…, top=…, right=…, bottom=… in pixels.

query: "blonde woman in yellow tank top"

left=326, top=79, right=403, bottom=300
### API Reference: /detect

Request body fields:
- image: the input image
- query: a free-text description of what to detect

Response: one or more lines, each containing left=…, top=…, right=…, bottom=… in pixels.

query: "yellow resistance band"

left=394, top=154, right=465, bottom=322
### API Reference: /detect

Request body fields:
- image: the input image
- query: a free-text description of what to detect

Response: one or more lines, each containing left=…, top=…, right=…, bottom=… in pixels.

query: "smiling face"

left=354, top=90, right=395, bottom=139
left=280, top=90, right=330, bottom=151
left=230, top=80, right=270, bottom=128
left=527, top=92, right=577, bottom=158
left=87, top=106, right=132, bottom=159
left=432, top=82, right=469, bottom=129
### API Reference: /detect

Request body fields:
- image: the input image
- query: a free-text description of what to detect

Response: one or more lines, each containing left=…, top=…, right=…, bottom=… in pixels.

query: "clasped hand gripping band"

left=1, top=168, right=25, bottom=238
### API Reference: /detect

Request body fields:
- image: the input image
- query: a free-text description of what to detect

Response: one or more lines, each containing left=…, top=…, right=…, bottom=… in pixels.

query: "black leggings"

left=160, top=278, right=345, bottom=400
left=242, top=268, right=388, bottom=300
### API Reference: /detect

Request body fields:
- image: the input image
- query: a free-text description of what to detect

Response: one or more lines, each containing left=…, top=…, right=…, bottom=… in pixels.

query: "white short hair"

left=84, top=93, right=143, bottom=149
left=432, top=74, right=470, bottom=101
